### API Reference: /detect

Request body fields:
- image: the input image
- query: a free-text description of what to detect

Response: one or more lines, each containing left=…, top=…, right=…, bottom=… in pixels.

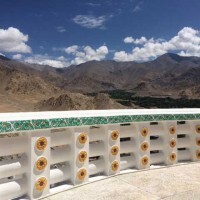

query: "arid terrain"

left=1, top=53, right=200, bottom=112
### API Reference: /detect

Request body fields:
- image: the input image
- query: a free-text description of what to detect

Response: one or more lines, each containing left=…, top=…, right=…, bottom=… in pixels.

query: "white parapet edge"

left=1, top=108, right=200, bottom=122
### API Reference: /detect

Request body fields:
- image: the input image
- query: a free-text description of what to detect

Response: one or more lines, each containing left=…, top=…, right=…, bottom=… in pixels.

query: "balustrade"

left=0, top=109, right=200, bottom=199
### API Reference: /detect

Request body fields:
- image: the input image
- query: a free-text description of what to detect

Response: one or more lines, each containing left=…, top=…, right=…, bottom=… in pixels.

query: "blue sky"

left=0, top=0, right=200, bottom=67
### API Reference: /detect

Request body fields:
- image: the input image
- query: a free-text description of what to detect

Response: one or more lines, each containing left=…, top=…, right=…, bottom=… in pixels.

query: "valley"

left=0, top=53, right=200, bottom=112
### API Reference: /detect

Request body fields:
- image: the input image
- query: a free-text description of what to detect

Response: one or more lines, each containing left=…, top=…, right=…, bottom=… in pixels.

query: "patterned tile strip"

left=0, top=113, right=200, bottom=134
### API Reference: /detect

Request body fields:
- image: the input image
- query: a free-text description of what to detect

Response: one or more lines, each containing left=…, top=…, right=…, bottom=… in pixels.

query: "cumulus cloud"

left=12, top=54, right=23, bottom=60
left=114, top=27, right=200, bottom=62
left=124, top=36, right=147, bottom=44
left=57, top=56, right=66, bottom=61
left=64, top=45, right=79, bottom=54
left=73, top=15, right=110, bottom=29
left=0, top=27, right=31, bottom=53
left=64, top=45, right=109, bottom=65
left=24, top=54, right=70, bottom=68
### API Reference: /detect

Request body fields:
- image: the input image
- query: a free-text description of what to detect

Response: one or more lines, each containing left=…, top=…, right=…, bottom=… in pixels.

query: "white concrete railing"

left=0, top=109, right=200, bottom=200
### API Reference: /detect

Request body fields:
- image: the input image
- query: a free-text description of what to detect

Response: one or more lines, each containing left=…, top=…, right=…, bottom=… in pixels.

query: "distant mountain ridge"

left=58, top=53, right=200, bottom=96
left=0, top=55, right=11, bottom=61
left=0, top=53, right=200, bottom=112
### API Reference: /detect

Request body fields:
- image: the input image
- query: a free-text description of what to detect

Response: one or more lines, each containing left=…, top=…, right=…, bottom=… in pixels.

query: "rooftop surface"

left=44, top=162, right=200, bottom=200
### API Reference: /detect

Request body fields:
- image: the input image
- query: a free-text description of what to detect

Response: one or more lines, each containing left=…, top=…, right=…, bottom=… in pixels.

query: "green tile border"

left=0, top=113, right=200, bottom=134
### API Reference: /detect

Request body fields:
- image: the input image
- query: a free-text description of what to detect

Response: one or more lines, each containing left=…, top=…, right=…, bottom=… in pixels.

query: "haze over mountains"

left=0, top=53, right=200, bottom=112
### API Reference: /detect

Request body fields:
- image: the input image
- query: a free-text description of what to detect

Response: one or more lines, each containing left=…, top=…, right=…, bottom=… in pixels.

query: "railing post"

left=27, top=130, right=51, bottom=200
left=135, top=122, right=150, bottom=170
left=163, top=122, right=177, bottom=165
left=104, top=125, right=120, bottom=176
left=71, top=127, right=89, bottom=185
left=190, top=121, right=200, bottom=161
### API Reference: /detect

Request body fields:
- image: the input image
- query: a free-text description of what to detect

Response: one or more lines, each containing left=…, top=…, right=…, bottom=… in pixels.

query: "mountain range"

left=0, top=53, right=200, bottom=112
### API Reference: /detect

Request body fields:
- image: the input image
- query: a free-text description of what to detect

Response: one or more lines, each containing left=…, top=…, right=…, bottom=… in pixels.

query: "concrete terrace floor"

left=44, top=162, right=200, bottom=200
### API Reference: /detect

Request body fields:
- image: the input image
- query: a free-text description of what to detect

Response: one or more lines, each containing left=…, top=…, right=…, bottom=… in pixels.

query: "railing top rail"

left=1, top=108, right=200, bottom=134
left=1, top=108, right=200, bottom=121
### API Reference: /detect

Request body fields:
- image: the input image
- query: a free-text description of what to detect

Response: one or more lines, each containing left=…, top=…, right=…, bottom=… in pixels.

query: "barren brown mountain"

left=0, top=53, right=200, bottom=112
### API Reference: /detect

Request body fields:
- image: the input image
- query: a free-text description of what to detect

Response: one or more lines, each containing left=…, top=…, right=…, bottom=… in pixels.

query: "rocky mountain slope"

left=35, top=93, right=126, bottom=111
left=0, top=53, right=200, bottom=112
left=59, top=53, right=200, bottom=98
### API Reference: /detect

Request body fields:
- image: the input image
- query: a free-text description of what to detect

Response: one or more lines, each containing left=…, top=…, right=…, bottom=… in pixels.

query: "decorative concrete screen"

left=0, top=109, right=200, bottom=200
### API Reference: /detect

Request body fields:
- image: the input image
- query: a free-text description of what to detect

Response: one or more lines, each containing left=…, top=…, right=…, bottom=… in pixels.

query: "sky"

left=0, top=0, right=200, bottom=67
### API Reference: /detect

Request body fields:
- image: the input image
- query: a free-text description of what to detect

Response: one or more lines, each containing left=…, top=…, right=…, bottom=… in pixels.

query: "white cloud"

left=65, top=45, right=109, bottom=65
left=0, top=27, right=31, bottom=53
left=12, top=54, right=23, bottom=60
left=56, top=26, right=66, bottom=33
left=73, top=15, right=108, bottom=29
left=64, top=45, right=79, bottom=54
left=38, top=60, right=66, bottom=68
left=53, top=44, right=108, bottom=65
left=24, top=54, right=70, bottom=68
left=57, top=56, right=65, bottom=61
left=114, top=27, right=200, bottom=62
left=124, top=37, right=134, bottom=43
left=124, top=36, right=147, bottom=44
